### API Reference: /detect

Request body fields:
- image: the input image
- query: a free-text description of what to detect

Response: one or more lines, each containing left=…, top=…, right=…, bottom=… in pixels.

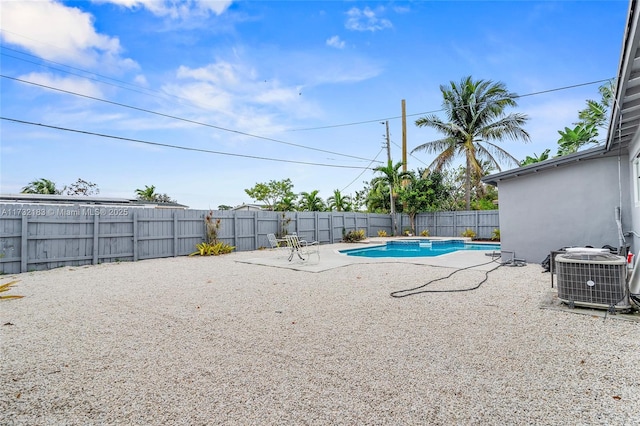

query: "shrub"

left=343, top=229, right=366, bottom=243
left=420, top=229, right=430, bottom=237
left=491, top=228, right=501, bottom=241
left=190, top=242, right=235, bottom=256
left=377, top=230, right=388, bottom=237
left=461, top=228, right=476, bottom=239
left=403, top=228, right=413, bottom=236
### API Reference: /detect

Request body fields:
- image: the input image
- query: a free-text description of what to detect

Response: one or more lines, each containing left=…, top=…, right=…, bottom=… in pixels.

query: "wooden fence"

left=0, top=204, right=498, bottom=274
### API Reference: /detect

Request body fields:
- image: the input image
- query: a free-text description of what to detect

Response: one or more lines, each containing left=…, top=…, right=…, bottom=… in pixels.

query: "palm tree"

left=327, top=189, right=352, bottom=212
left=412, top=76, right=530, bottom=210
left=371, top=160, right=412, bottom=213
left=21, top=178, right=59, bottom=194
left=135, top=185, right=157, bottom=201
left=298, top=190, right=326, bottom=212
left=275, top=195, right=297, bottom=212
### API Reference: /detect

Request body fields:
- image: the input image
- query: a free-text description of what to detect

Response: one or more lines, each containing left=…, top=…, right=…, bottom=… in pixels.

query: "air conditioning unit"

left=555, top=251, right=630, bottom=311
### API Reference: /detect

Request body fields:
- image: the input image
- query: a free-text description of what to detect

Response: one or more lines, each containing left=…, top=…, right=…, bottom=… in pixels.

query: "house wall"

left=496, top=154, right=631, bottom=263
left=627, top=131, right=640, bottom=255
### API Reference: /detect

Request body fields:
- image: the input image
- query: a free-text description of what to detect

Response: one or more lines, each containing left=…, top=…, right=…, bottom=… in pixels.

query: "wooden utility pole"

left=402, top=99, right=407, bottom=176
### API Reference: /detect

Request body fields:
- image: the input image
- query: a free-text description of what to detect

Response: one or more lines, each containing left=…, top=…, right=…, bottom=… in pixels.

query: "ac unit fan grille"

left=555, top=254, right=629, bottom=309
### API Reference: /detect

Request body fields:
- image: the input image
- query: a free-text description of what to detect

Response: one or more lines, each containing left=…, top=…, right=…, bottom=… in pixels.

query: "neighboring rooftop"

left=0, top=193, right=189, bottom=209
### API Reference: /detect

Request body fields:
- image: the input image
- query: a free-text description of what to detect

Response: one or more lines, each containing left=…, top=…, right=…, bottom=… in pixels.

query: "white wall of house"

left=627, top=131, right=640, bottom=257
left=496, top=153, right=632, bottom=263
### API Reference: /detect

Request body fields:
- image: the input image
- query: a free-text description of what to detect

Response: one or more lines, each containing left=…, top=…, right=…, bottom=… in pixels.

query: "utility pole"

left=383, top=120, right=397, bottom=235
left=401, top=99, right=407, bottom=177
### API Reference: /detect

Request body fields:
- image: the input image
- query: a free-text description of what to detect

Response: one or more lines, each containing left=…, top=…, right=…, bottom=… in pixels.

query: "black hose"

left=390, top=256, right=509, bottom=298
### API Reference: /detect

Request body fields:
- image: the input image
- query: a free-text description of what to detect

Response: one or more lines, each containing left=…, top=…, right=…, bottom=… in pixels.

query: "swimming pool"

left=339, top=239, right=501, bottom=258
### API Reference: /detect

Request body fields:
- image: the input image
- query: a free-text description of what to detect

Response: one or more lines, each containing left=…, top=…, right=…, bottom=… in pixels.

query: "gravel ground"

left=1, top=247, right=639, bottom=425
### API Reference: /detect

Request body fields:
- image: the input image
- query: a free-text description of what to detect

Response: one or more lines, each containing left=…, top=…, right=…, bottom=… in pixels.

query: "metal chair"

left=267, top=233, right=289, bottom=255
left=285, top=234, right=320, bottom=262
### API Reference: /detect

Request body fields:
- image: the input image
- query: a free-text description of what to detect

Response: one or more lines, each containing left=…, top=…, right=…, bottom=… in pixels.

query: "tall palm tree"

left=327, top=189, right=352, bottom=212
left=298, top=190, right=326, bottom=212
left=412, top=76, right=530, bottom=210
left=21, top=178, right=59, bottom=194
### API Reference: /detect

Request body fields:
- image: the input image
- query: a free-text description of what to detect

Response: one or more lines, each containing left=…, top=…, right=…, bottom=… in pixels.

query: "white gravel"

left=1, top=246, right=639, bottom=425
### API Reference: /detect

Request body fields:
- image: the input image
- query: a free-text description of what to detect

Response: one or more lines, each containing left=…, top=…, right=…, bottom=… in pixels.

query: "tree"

left=298, top=190, right=326, bottom=212
left=275, top=195, right=297, bottom=212
left=556, top=80, right=614, bottom=156
left=244, top=179, right=294, bottom=211
left=520, top=149, right=551, bottom=166
left=327, top=189, right=352, bottom=212
left=412, top=76, right=530, bottom=210
left=371, top=160, right=412, bottom=212
left=21, top=178, right=60, bottom=194
left=135, top=185, right=157, bottom=201
left=135, top=185, right=176, bottom=203
left=62, top=178, right=99, bottom=196
left=217, top=205, right=233, bottom=211
left=397, top=171, right=450, bottom=233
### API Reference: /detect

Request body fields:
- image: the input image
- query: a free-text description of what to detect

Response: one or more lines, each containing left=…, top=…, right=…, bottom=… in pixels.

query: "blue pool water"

left=340, top=239, right=501, bottom=258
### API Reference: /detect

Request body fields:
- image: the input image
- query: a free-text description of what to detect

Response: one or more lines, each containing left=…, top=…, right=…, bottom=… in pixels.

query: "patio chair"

left=285, top=234, right=320, bottom=262
left=267, top=233, right=289, bottom=255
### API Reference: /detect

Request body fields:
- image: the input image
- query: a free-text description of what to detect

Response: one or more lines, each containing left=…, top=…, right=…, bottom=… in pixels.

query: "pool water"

left=340, top=239, right=501, bottom=258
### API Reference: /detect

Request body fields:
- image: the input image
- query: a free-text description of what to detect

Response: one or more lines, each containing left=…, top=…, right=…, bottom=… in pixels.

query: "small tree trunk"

left=465, top=155, right=472, bottom=210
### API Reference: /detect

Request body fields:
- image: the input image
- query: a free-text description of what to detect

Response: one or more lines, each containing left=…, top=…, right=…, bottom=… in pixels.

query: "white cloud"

left=345, top=7, right=392, bottom=32
left=0, top=0, right=137, bottom=71
left=18, top=72, right=104, bottom=98
left=326, top=35, right=345, bottom=49
left=94, top=0, right=234, bottom=19
left=162, top=59, right=312, bottom=136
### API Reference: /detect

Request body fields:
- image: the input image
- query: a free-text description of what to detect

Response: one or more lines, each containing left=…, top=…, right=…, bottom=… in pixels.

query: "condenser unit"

left=555, top=251, right=630, bottom=311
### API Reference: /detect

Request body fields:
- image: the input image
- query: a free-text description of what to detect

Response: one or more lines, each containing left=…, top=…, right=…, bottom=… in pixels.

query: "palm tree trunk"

left=465, top=155, right=472, bottom=210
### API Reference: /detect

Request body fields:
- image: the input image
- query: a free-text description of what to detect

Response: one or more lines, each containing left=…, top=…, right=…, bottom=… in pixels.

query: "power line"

left=0, top=46, right=226, bottom=109
left=1, top=51, right=170, bottom=101
left=287, top=78, right=614, bottom=132
left=340, top=147, right=385, bottom=192
left=1, top=116, right=377, bottom=169
left=0, top=74, right=381, bottom=164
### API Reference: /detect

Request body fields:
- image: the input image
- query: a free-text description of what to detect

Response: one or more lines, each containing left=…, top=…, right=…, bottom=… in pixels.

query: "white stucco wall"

left=496, top=154, right=631, bottom=263
left=627, top=132, right=640, bottom=256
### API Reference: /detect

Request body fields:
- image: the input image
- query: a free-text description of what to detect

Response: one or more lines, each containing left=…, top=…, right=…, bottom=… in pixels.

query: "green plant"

left=0, top=280, right=24, bottom=300
left=377, top=229, right=388, bottom=237
left=343, top=229, right=366, bottom=243
left=278, top=212, right=292, bottom=238
left=205, top=210, right=221, bottom=244
left=190, top=242, right=235, bottom=256
left=403, top=228, right=413, bottom=236
left=491, top=228, right=500, bottom=241
left=461, top=228, right=477, bottom=239
left=420, top=229, right=430, bottom=237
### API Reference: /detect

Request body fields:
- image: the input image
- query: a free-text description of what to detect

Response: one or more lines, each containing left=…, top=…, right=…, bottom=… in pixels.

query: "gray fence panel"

left=0, top=203, right=498, bottom=273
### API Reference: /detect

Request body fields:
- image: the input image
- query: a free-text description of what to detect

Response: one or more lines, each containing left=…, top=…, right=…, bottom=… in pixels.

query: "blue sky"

left=0, top=0, right=629, bottom=209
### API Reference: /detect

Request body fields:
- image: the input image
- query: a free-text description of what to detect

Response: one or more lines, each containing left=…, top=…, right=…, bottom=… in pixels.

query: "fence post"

left=254, top=212, right=259, bottom=250
left=132, top=210, right=138, bottom=262
left=315, top=212, right=319, bottom=242
left=173, top=211, right=178, bottom=257
left=233, top=213, right=238, bottom=249
left=20, top=215, right=28, bottom=273
left=93, top=214, right=99, bottom=265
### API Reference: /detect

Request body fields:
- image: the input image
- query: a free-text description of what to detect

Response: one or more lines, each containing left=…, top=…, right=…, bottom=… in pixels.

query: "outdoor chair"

left=267, top=233, right=289, bottom=255
left=285, top=234, right=320, bottom=262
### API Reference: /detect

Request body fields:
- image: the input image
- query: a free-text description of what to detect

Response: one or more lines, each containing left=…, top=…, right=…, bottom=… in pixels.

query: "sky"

left=0, top=0, right=631, bottom=209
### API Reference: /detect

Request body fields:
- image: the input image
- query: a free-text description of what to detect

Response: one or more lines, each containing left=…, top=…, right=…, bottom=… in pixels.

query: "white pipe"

left=615, top=207, right=626, bottom=255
